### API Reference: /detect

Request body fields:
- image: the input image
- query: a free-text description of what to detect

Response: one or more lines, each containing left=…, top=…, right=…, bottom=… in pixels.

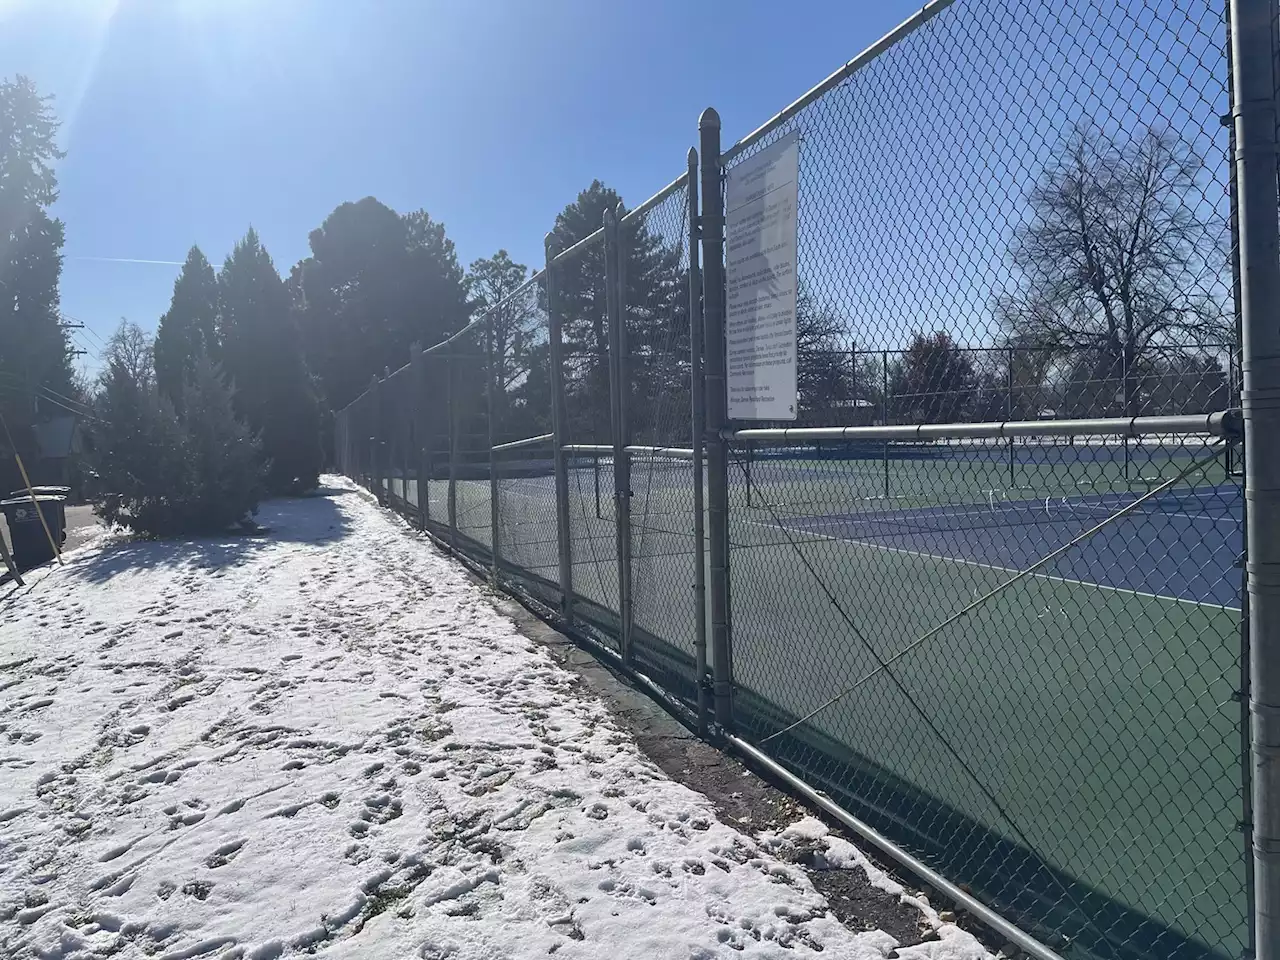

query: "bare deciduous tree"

left=998, top=125, right=1228, bottom=415
left=98, top=319, right=155, bottom=394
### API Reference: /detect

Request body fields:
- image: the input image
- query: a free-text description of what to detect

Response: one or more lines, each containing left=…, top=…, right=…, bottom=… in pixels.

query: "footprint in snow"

left=205, top=839, right=246, bottom=868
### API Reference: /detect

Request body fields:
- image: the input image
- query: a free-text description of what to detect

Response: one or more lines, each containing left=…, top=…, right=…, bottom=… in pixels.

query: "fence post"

left=882, top=351, right=890, bottom=499
left=423, top=358, right=433, bottom=527
left=447, top=343, right=458, bottom=551
left=605, top=203, right=634, bottom=665
left=1122, top=349, right=1131, bottom=481
left=410, top=343, right=426, bottom=529
left=689, top=145, right=709, bottom=736
left=699, top=108, right=733, bottom=730
left=1007, top=345, right=1015, bottom=488
left=1231, top=0, right=1280, bottom=954
left=369, top=373, right=381, bottom=499
left=486, top=311, right=501, bottom=583
left=381, top=366, right=392, bottom=503
left=546, top=236, right=576, bottom=624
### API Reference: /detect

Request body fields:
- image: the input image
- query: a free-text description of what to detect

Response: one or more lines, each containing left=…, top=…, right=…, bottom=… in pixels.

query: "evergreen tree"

left=291, top=197, right=470, bottom=415
left=549, top=181, right=687, bottom=444
left=0, top=75, right=71, bottom=477
left=179, top=352, right=263, bottom=529
left=92, top=323, right=262, bottom=536
left=466, top=251, right=549, bottom=441
left=92, top=322, right=191, bottom=535
left=154, top=245, right=218, bottom=414
left=218, top=229, right=322, bottom=494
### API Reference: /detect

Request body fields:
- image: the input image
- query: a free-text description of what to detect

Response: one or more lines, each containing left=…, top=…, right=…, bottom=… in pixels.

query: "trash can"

left=9, top=488, right=69, bottom=543
left=0, top=493, right=66, bottom=571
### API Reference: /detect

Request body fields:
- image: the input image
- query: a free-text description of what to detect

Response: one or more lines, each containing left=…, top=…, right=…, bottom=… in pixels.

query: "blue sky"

left=0, top=0, right=926, bottom=367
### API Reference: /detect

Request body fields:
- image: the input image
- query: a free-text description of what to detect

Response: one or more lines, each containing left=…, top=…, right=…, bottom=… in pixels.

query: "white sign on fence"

left=724, top=131, right=800, bottom=421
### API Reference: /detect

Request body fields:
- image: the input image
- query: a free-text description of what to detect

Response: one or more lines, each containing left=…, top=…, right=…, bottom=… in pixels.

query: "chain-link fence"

left=330, top=1, right=1280, bottom=957
left=725, top=423, right=1242, bottom=960
left=711, top=2, right=1245, bottom=953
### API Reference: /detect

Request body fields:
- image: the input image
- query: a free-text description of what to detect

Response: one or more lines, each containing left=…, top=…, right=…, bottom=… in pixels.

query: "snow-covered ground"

left=0, top=478, right=992, bottom=960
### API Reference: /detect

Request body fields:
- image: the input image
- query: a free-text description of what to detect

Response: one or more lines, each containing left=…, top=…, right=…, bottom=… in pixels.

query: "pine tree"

left=466, top=251, right=548, bottom=441
left=291, top=197, right=470, bottom=414
left=218, top=229, right=322, bottom=494
left=549, top=181, right=687, bottom=444
left=0, top=76, right=71, bottom=477
left=154, top=246, right=218, bottom=415
left=178, top=352, right=263, bottom=530
left=92, top=323, right=262, bottom=536
left=92, top=322, right=191, bottom=535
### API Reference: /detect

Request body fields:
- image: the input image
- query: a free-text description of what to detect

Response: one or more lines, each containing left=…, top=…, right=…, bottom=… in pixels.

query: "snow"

left=0, top=478, right=994, bottom=960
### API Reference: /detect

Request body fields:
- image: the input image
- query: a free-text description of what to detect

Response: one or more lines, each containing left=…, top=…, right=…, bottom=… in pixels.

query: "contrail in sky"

left=70, top=256, right=185, bottom=265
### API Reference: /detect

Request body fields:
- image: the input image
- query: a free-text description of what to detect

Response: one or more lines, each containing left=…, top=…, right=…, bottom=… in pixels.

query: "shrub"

left=92, top=346, right=262, bottom=537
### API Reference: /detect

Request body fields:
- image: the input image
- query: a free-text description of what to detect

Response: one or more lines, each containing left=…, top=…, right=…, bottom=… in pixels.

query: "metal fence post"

left=595, top=455, right=602, bottom=519
left=699, top=108, right=733, bottom=729
left=546, top=235, right=576, bottom=623
left=369, top=374, right=381, bottom=499
left=423, top=361, right=433, bottom=527
left=882, top=350, right=890, bottom=499
left=689, top=144, right=710, bottom=735
left=486, top=311, right=501, bottom=582
left=410, top=343, right=427, bottom=529
left=1231, top=0, right=1280, bottom=953
left=1007, top=345, right=1016, bottom=488
left=447, top=343, right=459, bottom=551
left=1122, top=348, right=1132, bottom=481
left=382, top=367, right=392, bottom=503
left=605, top=203, right=634, bottom=664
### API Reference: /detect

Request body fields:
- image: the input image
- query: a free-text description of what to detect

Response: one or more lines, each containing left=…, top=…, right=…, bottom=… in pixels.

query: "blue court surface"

left=769, top=486, right=1243, bottom=609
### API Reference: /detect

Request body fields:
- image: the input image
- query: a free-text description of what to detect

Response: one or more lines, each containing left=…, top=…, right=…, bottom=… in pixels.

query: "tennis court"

left=723, top=440, right=1244, bottom=959
left=418, top=438, right=1242, bottom=958
left=390, top=438, right=1244, bottom=957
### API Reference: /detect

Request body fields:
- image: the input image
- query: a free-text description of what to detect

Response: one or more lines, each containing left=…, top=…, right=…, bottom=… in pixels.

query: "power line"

left=68, top=330, right=98, bottom=359
left=62, top=314, right=106, bottom=348
left=0, top=373, right=93, bottom=411
left=36, top=390, right=100, bottom=422
left=38, top=385, right=94, bottom=414
left=0, top=378, right=95, bottom=419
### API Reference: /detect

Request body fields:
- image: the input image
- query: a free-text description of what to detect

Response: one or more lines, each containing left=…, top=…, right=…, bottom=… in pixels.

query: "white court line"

left=792, top=498, right=1239, bottom=530
left=740, top=517, right=1240, bottom=613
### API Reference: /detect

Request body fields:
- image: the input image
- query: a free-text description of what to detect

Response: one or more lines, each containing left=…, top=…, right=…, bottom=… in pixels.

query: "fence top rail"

left=491, top=433, right=554, bottom=452
left=549, top=223, right=606, bottom=268
left=620, top=172, right=689, bottom=225
left=727, top=411, right=1240, bottom=444
left=338, top=269, right=546, bottom=411
left=718, top=0, right=958, bottom=168
left=422, top=269, right=545, bottom=358
left=551, top=170, right=691, bottom=267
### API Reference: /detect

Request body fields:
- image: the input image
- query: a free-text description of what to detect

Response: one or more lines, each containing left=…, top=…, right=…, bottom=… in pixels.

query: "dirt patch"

left=633, top=729, right=929, bottom=947
left=490, top=592, right=937, bottom=951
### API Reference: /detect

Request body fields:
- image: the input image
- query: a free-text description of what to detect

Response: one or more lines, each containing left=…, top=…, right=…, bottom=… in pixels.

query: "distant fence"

left=334, top=2, right=1280, bottom=958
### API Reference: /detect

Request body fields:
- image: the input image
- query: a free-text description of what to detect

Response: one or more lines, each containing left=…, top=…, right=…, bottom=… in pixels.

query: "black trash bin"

left=9, top=487, right=69, bottom=544
left=0, top=493, right=66, bottom=571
